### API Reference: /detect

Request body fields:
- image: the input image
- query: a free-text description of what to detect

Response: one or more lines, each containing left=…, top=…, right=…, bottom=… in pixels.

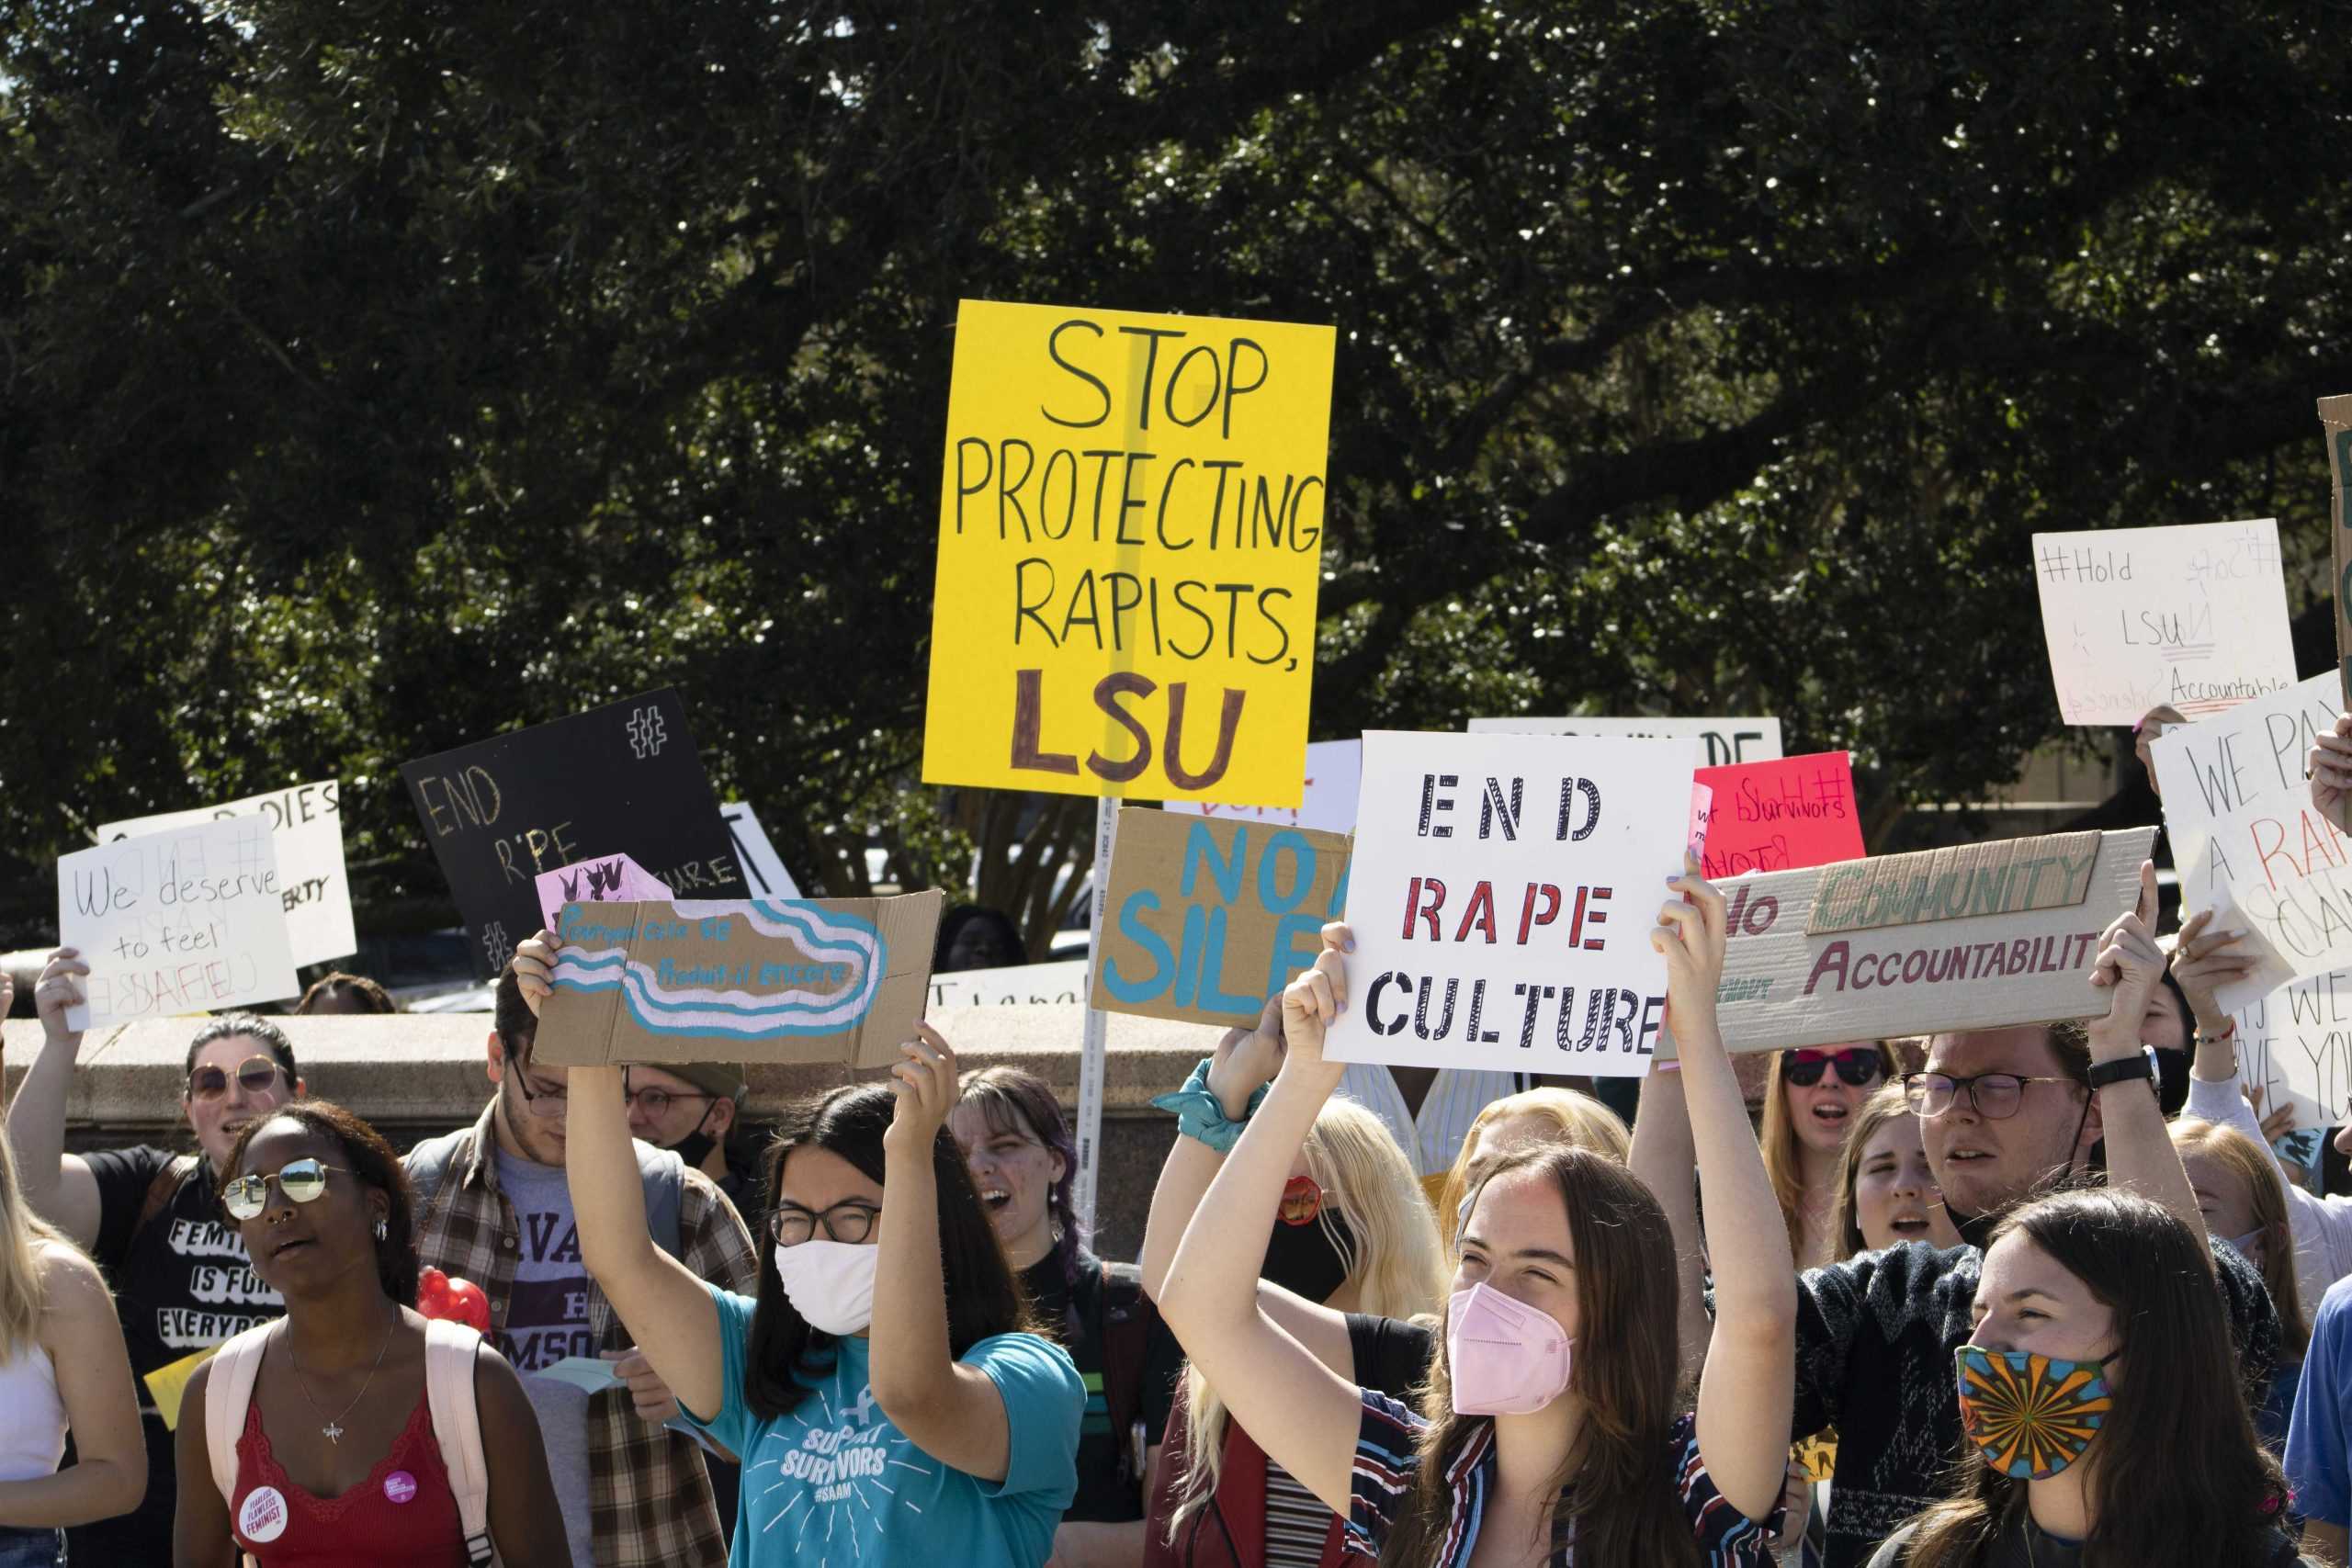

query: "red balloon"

left=442, top=1280, right=492, bottom=1333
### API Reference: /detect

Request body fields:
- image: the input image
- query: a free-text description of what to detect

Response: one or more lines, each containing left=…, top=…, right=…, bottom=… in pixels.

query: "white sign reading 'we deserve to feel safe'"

left=2032, top=518, right=2296, bottom=727
left=59, top=817, right=300, bottom=1029
left=1324, top=730, right=1692, bottom=1077
left=100, top=779, right=354, bottom=968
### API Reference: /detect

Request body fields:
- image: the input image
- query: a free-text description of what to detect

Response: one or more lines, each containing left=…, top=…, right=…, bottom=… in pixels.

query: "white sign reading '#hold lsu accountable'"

left=1467, top=715, right=1782, bottom=768
left=99, top=779, right=354, bottom=968
left=2031, top=519, right=2296, bottom=726
left=60, top=817, right=301, bottom=1029
left=1324, top=730, right=1692, bottom=1077
left=1707, top=829, right=2156, bottom=1053
left=2154, top=673, right=2349, bottom=1006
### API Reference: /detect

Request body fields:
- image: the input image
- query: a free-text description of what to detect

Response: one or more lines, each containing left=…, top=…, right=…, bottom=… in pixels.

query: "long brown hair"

left=1377, top=1144, right=1699, bottom=1568
left=2170, top=1119, right=2312, bottom=1357
left=1899, top=1190, right=2290, bottom=1568
left=1759, top=1042, right=1898, bottom=1262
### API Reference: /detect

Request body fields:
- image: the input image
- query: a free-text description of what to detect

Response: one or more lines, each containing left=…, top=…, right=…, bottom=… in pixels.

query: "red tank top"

left=229, top=1386, right=466, bottom=1566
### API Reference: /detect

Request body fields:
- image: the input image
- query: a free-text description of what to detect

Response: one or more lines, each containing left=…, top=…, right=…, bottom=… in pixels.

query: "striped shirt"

left=1346, top=1389, right=1780, bottom=1567
left=1263, top=1455, right=1332, bottom=1565
left=1336, top=1066, right=1532, bottom=1181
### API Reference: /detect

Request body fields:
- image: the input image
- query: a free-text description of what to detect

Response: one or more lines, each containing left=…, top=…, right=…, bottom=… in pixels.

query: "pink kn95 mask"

left=1445, top=1282, right=1572, bottom=1416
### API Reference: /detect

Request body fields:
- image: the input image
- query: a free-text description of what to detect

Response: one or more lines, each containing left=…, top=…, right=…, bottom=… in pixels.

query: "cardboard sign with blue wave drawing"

left=532, top=893, right=944, bottom=1068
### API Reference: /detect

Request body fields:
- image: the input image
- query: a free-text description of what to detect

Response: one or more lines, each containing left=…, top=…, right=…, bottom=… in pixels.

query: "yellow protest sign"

left=145, top=1343, right=222, bottom=1431
left=922, top=299, right=1336, bottom=807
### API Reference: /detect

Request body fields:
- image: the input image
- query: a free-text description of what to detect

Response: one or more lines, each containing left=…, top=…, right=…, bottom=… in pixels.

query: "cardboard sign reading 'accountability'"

left=2154, top=672, right=2350, bottom=1003
left=2031, top=519, right=2295, bottom=725
left=1325, top=731, right=1690, bottom=1077
left=1709, top=829, right=2155, bottom=1052
left=1468, top=715, right=1782, bottom=767
left=922, top=299, right=1337, bottom=807
left=534, top=894, right=943, bottom=1068
left=60, top=818, right=300, bottom=1029
left=1690, top=751, right=1864, bottom=880
left=400, top=689, right=746, bottom=977
left=1091, top=808, right=1351, bottom=1026
left=100, top=779, right=355, bottom=968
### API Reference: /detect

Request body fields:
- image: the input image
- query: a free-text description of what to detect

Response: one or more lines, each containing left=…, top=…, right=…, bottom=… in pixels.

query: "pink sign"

left=1690, top=751, right=1864, bottom=880
left=535, top=852, right=674, bottom=934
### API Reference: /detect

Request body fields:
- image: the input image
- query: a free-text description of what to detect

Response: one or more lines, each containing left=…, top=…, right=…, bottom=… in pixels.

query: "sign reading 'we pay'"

left=922, top=300, right=1337, bottom=807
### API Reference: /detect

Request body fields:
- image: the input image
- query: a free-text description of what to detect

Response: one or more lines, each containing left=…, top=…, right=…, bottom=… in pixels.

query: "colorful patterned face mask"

left=1953, top=1347, right=2113, bottom=1480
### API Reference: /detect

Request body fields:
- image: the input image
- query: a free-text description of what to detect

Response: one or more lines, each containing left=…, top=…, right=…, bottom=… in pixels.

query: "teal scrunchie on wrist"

left=1149, top=1057, right=1271, bottom=1154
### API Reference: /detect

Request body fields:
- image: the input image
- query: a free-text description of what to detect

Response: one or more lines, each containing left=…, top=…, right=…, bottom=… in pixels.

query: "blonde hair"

left=1435, top=1087, right=1632, bottom=1250
left=1759, top=1042, right=1898, bottom=1264
left=0, top=1126, right=78, bottom=1361
left=2171, top=1118, right=2312, bottom=1358
left=1167, top=1094, right=1446, bottom=1541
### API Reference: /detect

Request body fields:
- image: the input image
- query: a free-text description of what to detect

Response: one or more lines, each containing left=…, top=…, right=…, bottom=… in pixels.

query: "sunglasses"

left=188, top=1055, right=287, bottom=1102
left=1783, top=1047, right=1885, bottom=1089
left=1279, top=1174, right=1334, bottom=1226
left=221, top=1157, right=351, bottom=1221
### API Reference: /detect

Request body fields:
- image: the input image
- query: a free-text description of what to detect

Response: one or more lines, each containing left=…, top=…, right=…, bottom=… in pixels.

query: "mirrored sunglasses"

left=221, top=1157, right=350, bottom=1221
left=1279, top=1174, right=1331, bottom=1226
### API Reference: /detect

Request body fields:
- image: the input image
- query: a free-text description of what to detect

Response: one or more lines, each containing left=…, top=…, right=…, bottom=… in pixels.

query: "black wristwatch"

left=2086, top=1045, right=2158, bottom=1092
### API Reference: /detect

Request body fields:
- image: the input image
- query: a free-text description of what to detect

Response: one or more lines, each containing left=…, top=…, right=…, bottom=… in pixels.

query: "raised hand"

left=1207, top=990, right=1287, bottom=1121
left=2088, top=862, right=2165, bottom=1054
left=1652, top=852, right=1728, bottom=1045
left=2312, top=713, right=2352, bottom=825
left=1275, top=938, right=1349, bottom=1098
left=32, top=947, right=88, bottom=1044
left=884, top=1023, right=959, bottom=1156
left=2169, top=907, right=2257, bottom=1033
left=510, top=929, right=561, bottom=1018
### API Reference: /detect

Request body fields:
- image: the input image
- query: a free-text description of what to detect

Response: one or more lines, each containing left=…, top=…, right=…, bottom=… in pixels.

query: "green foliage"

left=4, top=0, right=2348, bottom=950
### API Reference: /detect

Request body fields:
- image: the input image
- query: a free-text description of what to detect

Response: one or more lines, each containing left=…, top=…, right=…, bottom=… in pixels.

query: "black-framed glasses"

left=769, top=1201, right=880, bottom=1247
left=1903, top=1070, right=2078, bottom=1121
left=619, top=1083, right=716, bottom=1120
left=1784, top=1047, right=1885, bottom=1089
left=188, top=1055, right=286, bottom=1102
left=221, top=1158, right=350, bottom=1221
left=508, top=1070, right=570, bottom=1119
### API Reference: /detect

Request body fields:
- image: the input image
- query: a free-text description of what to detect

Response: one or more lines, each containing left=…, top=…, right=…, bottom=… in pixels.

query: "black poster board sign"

left=399, top=688, right=746, bottom=976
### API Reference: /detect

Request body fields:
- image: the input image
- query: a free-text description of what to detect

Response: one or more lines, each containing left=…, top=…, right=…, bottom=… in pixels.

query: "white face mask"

left=772, top=1238, right=879, bottom=1336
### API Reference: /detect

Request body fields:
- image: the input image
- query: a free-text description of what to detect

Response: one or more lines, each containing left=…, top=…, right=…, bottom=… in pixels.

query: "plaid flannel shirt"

left=407, top=1101, right=758, bottom=1568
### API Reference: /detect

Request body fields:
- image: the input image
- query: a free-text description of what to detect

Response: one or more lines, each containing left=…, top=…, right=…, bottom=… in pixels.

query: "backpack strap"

left=202, top=1322, right=277, bottom=1511
left=1094, top=1258, right=1153, bottom=1491
left=133, top=1154, right=200, bottom=1248
left=424, top=1319, right=494, bottom=1567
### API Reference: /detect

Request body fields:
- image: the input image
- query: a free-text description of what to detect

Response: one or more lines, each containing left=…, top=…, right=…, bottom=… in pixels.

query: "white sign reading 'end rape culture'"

left=59, top=817, right=300, bottom=1029
left=1324, top=731, right=1691, bottom=1077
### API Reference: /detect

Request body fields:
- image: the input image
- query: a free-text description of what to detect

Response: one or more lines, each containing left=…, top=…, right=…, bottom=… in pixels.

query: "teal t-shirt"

left=681, top=1283, right=1083, bottom=1568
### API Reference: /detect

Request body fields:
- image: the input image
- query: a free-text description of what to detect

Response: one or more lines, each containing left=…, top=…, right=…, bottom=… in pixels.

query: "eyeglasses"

left=1784, top=1047, right=1885, bottom=1089
left=508, top=1070, right=569, bottom=1119
left=1903, top=1070, right=2079, bottom=1121
left=619, top=1083, right=716, bottom=1120
left=1279, top=1174, right=1335, bottom=1227
left=769, top=1201, right=880, bottom=1247
left=188, top=1055, right=287, bottom=1102
left=221, top=1158, right=351, bottom=1221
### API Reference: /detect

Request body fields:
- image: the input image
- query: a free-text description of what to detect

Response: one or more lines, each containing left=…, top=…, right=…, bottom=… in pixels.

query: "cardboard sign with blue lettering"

left=1089, top=807, right=1351, bottom=1026
left=531, top=893, right=944, bottom=1068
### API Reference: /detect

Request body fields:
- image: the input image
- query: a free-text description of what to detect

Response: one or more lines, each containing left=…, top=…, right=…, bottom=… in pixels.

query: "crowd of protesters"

left=2, top=716, right=2352, bottom=1565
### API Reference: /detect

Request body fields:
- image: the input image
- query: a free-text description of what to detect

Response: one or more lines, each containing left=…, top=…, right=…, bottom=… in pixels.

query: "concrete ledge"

left=0, top=1007, right=1228, bottom=1258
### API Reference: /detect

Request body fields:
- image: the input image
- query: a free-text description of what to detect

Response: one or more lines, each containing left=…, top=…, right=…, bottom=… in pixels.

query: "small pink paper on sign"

left=536, top=853, right=673, bottom=934
left=1686, top=783, right=1713, bottom=863
left=1690, top=751, right=1863, bottom=880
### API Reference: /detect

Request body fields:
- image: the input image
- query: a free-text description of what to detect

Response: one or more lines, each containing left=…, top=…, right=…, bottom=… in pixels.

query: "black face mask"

left=2153, top=1046, right=2191, bottom=1119
left=1261, top=1209, right=1356, bottom=1304
left=664, top=1104, right=720, bottom=1170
